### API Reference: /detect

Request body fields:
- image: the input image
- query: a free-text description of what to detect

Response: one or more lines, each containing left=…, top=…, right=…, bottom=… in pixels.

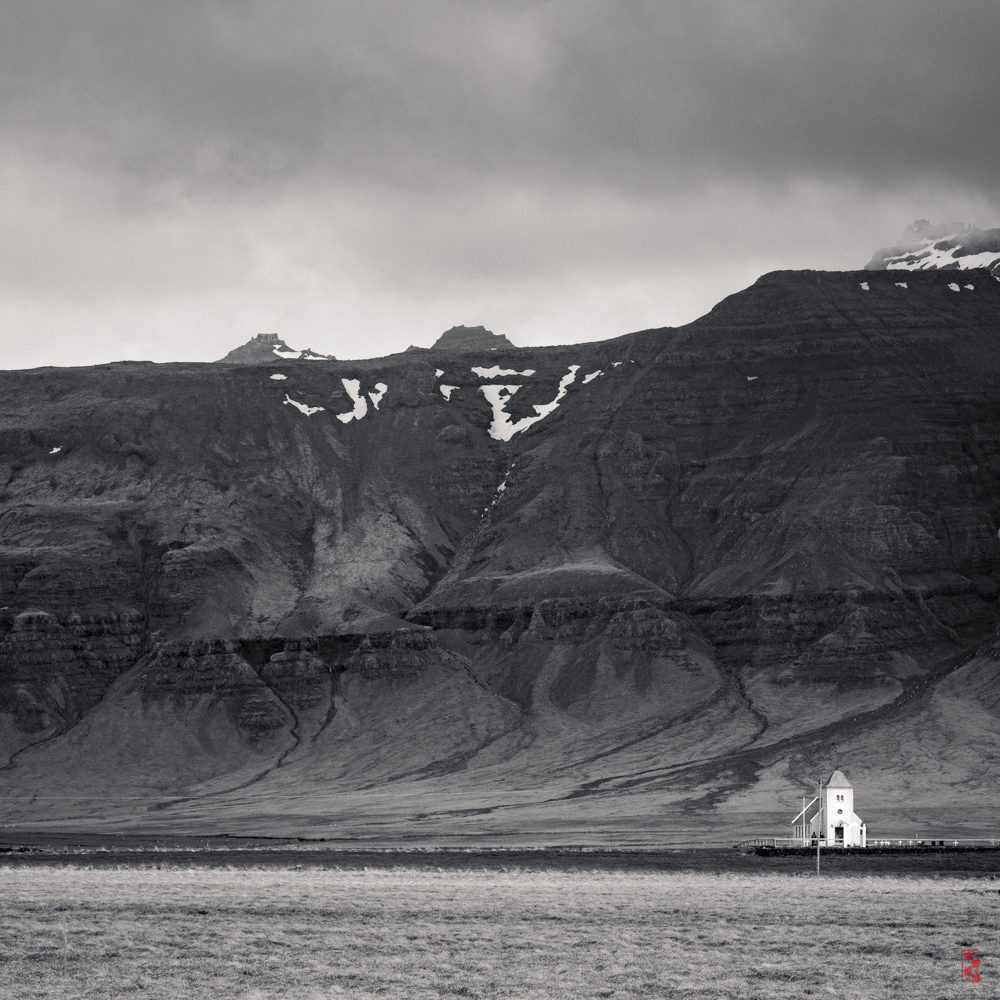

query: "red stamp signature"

left=962, top=949, right=980, bottom=983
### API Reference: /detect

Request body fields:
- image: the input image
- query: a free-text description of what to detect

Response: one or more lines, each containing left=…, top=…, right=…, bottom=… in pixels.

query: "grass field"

left=0, top=863, right=995, bottom=999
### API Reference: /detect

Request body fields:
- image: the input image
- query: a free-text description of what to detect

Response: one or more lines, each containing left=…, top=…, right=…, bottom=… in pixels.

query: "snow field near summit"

left=272, top=346, right=330, bottom=361
left=895, top=282, right=907, bottom=288
left=471, top=366, right=536, bottom=378
left=948, top=283, right=961, bottom=291
left=479, top=385, right=522, bottom=440
left=885, top=242, right=1000, bottom=272
left=278, top=376, right=388, bottom=422
left=480, top=365, right=580, bottom=442
left=465, top=361, right=621, bottom=441
left=276, top=357, right=614, bottom=434
left=859, top=282, right=870, bottom=290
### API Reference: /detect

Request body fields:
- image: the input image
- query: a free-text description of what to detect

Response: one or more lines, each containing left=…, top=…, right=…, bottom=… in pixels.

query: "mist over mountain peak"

left=866, top=221, right=1000, bottom=276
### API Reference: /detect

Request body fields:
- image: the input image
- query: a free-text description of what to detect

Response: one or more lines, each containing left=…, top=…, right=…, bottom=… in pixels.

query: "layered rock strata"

left=1, top=268, right=998, bottom=833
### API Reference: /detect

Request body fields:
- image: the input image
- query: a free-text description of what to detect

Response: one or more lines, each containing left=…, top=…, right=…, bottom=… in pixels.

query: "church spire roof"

left=826, top=770, right=853, bottom=789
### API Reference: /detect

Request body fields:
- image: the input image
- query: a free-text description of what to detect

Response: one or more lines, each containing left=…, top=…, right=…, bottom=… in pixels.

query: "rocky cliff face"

left=430, top=325, right=515, bottom=351
left=1, top=268, right=998, bottom=840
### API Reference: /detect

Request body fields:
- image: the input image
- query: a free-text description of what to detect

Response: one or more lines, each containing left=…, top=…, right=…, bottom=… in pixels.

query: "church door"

left=834, top=826, right=844, bottom=845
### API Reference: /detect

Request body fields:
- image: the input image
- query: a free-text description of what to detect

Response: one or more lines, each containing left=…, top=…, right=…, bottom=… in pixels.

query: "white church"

left=791, top=770, right=867, bottom=847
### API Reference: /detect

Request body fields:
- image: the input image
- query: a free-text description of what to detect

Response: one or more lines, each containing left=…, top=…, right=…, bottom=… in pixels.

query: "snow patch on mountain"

left=368, top=383, right=388, bottom=409
left=283, top=394, right=325, bottom=416
left=486, top=467, right=512, bottom=512
left=439, top=385, right=459, bottom=401
left=336, top=379, right=368, bottom=423
left=480, top=365, right=580, bottom=441
left=472, top=366, right=536, bottom=378
left=274, top=346, right=333, bottom=361
left=480, top=386, right=524, bottom=441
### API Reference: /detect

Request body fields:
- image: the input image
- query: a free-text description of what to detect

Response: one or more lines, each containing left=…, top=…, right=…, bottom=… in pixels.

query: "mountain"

left=216, top=332, right=335, bottom=363
left=866, top=220, right=1000, bottom=275
left=1, top=268, right=998, bottom=844
left=430, top=325, right=515, bottom=351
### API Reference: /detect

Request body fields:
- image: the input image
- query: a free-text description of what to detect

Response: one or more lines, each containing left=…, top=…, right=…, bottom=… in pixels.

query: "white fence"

left=736, top=837, right=999, bottom=849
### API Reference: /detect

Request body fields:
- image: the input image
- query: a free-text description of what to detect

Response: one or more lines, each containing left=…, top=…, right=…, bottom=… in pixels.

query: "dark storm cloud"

left=3, top=0, right=998, bottom=196
left=0, top=1, right=998, bottom=367
left=545, top=1, right=1000, bottom=193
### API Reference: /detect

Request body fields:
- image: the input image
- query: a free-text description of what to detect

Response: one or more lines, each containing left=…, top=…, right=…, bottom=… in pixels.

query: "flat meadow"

left=0, top=859, right=995, bottom=999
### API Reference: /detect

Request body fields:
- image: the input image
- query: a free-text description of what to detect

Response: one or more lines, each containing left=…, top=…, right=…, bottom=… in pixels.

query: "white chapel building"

left=791, top=770, right=867, bottom=847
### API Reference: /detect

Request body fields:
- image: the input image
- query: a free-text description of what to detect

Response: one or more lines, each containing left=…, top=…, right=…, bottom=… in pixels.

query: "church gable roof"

left=826, top=770, right=853, bottom=788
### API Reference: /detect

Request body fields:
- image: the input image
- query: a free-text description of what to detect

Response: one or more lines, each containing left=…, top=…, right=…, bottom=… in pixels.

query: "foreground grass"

left=0, top=865, right=994, bottom=999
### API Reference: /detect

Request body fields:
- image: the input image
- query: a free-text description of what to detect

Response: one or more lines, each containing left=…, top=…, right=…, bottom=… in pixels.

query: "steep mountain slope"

left=1, top=269, right=998, bottom=842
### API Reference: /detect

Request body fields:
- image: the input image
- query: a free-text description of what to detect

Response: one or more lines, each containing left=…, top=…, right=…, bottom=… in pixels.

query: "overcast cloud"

left=1, top=0, right=998, bottom=367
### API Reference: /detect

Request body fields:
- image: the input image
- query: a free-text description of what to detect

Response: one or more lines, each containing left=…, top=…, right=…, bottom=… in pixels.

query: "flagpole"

left=816, top=778, right=821, bottom=875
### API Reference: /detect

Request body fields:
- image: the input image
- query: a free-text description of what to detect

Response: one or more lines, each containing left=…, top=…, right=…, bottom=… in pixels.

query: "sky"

left=1, top=0, right=999, bottom=369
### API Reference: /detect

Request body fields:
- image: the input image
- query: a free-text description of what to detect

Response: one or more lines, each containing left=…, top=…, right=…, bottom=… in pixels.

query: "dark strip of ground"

left=1, top=845, right=1000, bottom=876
